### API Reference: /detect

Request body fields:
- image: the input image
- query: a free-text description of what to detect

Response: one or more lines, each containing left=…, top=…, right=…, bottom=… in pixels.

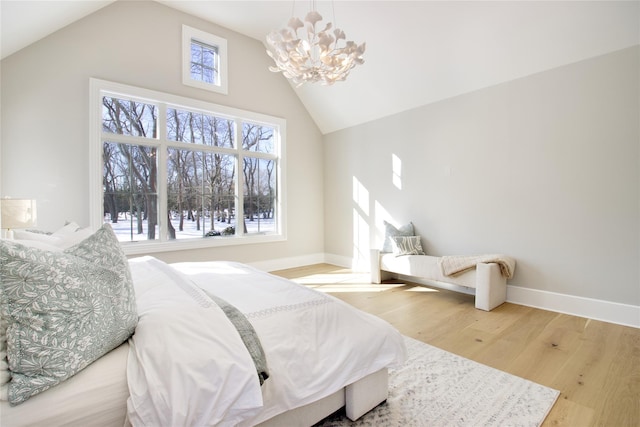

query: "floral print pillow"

left=0, top=223, right=137, bottom=405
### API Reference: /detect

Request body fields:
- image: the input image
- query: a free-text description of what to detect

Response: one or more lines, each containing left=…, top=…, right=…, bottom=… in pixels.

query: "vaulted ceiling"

left=2, top=1, right=638, bottom=134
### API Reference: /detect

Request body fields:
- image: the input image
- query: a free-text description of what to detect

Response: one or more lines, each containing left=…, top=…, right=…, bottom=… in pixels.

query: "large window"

left=90, top=79, right=285, bottom=254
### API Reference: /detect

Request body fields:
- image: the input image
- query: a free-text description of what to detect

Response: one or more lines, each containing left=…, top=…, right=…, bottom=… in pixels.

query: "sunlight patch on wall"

left=373, top=200, right=392, bottom=250
left=392, top=153, right=402, bottom=190
left=352, top=176, right=369, bottom=215
left=352, top=176, right=371, bottom=271
left=352, top=208, right=370, bottom=271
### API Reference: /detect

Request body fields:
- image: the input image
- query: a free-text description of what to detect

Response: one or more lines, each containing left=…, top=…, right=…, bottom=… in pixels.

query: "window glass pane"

left=167, top=109, right=235, bottom=148
left=190, top=63, right=203, bottom=81
left=191, top=44, right=202, bottom=64
left=242, top=123, right=275, bottom=154
left=167, top=148, right=237, bottom=239
left=242, top=157, right=276, bottom=234
left=167, top=147, right=203, bottom=239
left=202, top=68, right=214, bottom=84
left=190, top=40, right=218, bottom=84
left=202, top=47, right=215, bottom=68
left=202, top=151, right=237, bottom=237
left=102, top=97, right=157, bottom=138
left=103, top=141, right=159, bottom=241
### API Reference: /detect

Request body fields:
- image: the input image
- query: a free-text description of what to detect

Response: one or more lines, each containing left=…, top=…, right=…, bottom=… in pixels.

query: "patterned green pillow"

left=0, top=223, right=137, bottom=405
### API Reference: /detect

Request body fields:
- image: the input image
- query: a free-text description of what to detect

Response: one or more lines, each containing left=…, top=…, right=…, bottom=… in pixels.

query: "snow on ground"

left=108, top=215, right=274, bottom=242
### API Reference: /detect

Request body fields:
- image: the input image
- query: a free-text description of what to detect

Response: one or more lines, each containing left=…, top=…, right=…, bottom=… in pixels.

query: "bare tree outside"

left=101, top=94, right=279, bottom=242
left=102, top=97, right=158, bottom=240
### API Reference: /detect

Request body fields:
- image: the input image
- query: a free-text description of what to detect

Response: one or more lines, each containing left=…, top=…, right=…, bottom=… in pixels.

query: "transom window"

left=182, top=25, right=228, bottom=94
left=90, top=79, right=285, bottom=254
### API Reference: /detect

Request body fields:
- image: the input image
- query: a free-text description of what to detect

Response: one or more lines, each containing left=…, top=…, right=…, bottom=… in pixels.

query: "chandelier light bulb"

left=266, top=9, right=366, bottom=87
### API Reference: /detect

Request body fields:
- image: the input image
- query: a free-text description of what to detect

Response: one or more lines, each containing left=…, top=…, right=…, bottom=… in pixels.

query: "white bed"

left=1, top=224, right=407, bottom=426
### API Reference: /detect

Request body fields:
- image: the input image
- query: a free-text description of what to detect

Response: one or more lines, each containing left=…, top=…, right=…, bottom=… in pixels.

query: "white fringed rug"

left=316, top=336, right=559, bottom=427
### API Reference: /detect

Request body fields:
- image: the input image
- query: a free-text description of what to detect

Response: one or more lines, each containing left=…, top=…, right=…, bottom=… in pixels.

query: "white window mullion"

left=234, top=120, right=244, bottom=236
left=276, top=122, right=286, bottom=237
left=89, top=79, right=103, bottom=231
left=157, top=103, right=168, bottom=242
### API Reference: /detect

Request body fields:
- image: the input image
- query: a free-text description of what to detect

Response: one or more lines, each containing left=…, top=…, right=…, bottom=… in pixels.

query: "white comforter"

left=127, top=257, right=406, bottom=426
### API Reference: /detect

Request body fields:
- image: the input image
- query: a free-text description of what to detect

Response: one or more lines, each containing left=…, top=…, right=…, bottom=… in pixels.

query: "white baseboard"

left=324, top=253, right=357, bottom=270
left=253, top=253, right=640, bottom=329
left=382, top=273, right=639, bottom=328
left=506, top=285, right=640, bottom=329
left=248, top=252, right=326, bottom=272
left=392, top=273, right=639, bottom=328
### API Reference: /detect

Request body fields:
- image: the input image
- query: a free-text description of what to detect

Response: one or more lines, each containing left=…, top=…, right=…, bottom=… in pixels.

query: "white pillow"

left=52, top=224, right=93, bottom=249
left=13, top=222, right=93, bottom=250
left=51, top=221, right=82, bottom=236
left=12, top=230, right=63, bottom=246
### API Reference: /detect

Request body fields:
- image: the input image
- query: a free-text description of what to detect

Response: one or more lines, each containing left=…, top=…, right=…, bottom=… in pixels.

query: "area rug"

left=316, top=336, right=559, bottom=427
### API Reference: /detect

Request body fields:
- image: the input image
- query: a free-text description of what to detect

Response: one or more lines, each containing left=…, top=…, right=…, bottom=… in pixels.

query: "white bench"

left=370, top=249, right=508, bottom=311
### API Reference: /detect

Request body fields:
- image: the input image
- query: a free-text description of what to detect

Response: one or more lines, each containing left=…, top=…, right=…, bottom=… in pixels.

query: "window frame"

left=89, top=78, right=286, bottom=255
left=182, top=25, right=228, bottom=95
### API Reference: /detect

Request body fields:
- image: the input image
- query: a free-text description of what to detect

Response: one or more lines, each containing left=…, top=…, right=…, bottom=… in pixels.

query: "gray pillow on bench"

left=382, top=221, right=415, bottom=253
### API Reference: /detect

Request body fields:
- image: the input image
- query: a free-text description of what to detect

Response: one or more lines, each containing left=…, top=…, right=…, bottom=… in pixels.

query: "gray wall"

left=324, top=46, right=639, bottom=306
left=0, top=0, right=325, bottom=265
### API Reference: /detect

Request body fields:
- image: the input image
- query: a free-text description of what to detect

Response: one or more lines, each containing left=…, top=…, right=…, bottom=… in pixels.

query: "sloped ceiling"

left=1, top=1, right=638, bottom=134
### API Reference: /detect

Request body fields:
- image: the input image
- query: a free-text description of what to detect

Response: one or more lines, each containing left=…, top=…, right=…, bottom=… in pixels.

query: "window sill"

left=121, top=233, right=286, bottom=256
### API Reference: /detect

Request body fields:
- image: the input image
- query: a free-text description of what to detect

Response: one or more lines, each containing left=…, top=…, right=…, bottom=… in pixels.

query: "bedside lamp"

left=1, top=198, right=37, bottom=239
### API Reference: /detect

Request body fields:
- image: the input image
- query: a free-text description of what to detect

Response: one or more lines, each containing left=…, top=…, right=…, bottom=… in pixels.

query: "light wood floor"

left=272, top=263, right=640, bottom=427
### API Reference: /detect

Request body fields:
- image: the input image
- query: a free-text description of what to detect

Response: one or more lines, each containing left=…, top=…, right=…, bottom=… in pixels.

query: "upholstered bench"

left=372, top=221, right=515, bottom=311
left=370, top=249, right=514, bottom=311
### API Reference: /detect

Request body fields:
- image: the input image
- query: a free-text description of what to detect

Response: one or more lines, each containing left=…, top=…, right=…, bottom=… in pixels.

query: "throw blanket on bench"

left=440, top=254, right=516, bottom=279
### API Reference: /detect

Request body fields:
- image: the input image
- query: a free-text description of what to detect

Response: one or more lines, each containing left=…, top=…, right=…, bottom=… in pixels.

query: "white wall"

left=0, top=0, right=325, bottom=266
left=324, top=46, right=639, bottom=310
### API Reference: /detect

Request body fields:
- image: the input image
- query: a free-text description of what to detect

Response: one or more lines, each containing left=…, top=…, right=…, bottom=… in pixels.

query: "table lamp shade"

left=1, top=199, right=37, bottom=230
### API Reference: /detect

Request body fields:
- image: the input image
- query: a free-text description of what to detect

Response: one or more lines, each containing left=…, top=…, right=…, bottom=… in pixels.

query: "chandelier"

left=265, top=3, right=366, bottom=87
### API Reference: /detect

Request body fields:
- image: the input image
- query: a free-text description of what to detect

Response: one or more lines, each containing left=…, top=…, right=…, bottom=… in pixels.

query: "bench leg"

left=475, top=262, right=507, bottom=311
left=370, top=249, right=382, bottom=283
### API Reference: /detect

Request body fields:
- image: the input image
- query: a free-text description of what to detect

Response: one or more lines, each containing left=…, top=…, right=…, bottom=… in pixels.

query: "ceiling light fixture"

left=266, top=1, right=366, bottom=87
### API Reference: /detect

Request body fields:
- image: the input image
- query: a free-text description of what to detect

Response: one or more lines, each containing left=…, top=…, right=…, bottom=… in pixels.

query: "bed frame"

left=257, top=368, right=388, bottom=426
left=1, top=341, right=388, bottom=427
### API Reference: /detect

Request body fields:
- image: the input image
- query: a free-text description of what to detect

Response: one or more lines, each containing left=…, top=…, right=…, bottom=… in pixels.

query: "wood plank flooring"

left=271, top=263, right=640, bottom=427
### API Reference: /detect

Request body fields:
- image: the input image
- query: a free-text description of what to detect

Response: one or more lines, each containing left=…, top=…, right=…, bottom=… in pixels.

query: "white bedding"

left=171, top=260, right=407, bottom=426
left=1, top=256, right=406, bottom=426
left=126, top=257, right=264, bottom=426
